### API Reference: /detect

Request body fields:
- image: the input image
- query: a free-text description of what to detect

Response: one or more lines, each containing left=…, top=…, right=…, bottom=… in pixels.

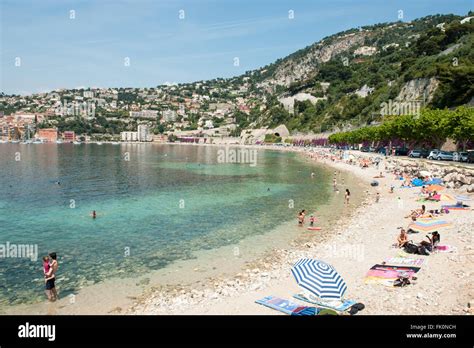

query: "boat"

left=32, top=139, right=44, bottom=144
left=111, top=142, right=120, bottom=145
left=56, top=139, right=64, bottom=144
left=73, top=141, right=82, bottom=145
left=96, top=142, right=103, bottom=145
left=10, top=140, right=20, bottom=144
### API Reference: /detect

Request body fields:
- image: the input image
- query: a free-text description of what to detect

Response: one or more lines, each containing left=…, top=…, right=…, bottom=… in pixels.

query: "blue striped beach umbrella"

left=291, top=258, right=347, bottom=300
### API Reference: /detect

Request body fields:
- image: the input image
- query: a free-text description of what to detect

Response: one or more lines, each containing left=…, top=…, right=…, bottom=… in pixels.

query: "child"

left=375, top=192, right=380, bottom=203
left=43, top=256, right=50, bottom=276
left=309, top=215, right=316, bottom=226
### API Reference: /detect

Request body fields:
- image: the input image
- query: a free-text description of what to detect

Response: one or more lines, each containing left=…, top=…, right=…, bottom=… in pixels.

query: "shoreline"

left=1, top=144, right=363, bottom=315
left=2, top=144, right=472, bottom=315
left=131, top=145, right=473, bottom=315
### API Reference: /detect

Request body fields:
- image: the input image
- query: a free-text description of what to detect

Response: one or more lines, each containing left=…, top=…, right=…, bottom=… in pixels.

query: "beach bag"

left=417, top=245, right=430, bottom=256
left=404, top=243, right=418, bottom=254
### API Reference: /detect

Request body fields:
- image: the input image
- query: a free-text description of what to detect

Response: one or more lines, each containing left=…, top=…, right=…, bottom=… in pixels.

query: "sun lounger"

left=255, top=295, right=337, bottom=315
left=293, top=293, right=356, bottom=312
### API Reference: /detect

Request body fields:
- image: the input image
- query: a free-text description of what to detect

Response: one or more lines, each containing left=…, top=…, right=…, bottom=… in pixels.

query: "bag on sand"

left=404, top=243, right=418, bottom=254
left=417, top=245, right=430, bottom=256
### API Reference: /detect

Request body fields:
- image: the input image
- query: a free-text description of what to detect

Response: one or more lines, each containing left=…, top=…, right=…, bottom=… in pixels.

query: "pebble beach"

left=130, top=146, right=474, bottom=315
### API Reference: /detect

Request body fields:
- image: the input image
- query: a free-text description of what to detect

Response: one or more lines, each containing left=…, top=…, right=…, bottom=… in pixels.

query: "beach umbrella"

left=291, top=259, right=347, bottom=300
left=408, top=219, right=452, bottom=232
left=426, top=184, right=444, bottom=192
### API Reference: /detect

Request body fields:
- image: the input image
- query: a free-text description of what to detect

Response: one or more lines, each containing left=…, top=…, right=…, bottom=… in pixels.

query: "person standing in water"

left=297, top=210, right=306, bottom=226
left=44, top=252, right=59, bottom=301
left=345, top=189, right=351, bottom=204
left=91, top=210, right=97, bottom=219
left=309, top=215, right=316, bottom=226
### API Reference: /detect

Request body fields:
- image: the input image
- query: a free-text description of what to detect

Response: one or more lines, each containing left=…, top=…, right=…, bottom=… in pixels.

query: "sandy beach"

left=130, top=145, right=474, bottom=315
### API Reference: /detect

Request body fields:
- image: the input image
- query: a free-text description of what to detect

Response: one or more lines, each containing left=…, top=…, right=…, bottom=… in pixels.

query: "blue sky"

left=1, top=0, right=472, bottom=95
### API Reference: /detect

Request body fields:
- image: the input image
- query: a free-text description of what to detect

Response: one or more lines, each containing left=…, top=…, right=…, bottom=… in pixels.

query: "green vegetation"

left=264, top=134, right=282, bottom=143
left=328, top=106, right=474, bottom=150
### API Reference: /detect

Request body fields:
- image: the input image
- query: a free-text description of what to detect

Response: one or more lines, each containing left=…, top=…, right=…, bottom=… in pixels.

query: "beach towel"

left=293, top=293, right=356, bottom=312
left=425, top=178, right=443, bottom=185
left=411, top=178, right=424, bottom=187
left=384, top=257, right=425, bottom=267
left=434, top=245, right=457, bottom=253
left=364, top=264, right=420, bottom=285
left=408, top=219, right=452, bottom=232
left=426, top=184, right=444, bottom=192
left=255, top=296, right=336, bottom=315
left=442, top=204, right=470, bottom=211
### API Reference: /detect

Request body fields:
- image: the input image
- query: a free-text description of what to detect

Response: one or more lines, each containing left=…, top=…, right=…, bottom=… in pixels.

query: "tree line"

left=328, top=106, right=474, bottom=150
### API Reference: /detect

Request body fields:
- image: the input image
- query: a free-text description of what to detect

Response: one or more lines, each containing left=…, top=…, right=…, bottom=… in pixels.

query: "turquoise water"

left=0, top=144, right=333, bottom=306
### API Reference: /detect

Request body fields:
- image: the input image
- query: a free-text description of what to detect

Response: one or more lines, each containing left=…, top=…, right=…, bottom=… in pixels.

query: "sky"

left=0, top=0, right=472, bottom=95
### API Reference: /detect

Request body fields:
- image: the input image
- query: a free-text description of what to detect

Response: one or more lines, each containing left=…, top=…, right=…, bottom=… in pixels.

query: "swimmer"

left=91, top=210, right=97, bottom=219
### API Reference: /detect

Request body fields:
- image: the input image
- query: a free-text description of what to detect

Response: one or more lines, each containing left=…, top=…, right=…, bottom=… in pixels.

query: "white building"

left=162, top=109, right=177, bottom=122
left=129, top=110, right=159, bottom=118
left=83, top=91, right=94, bottom=98
left=121, top=131, right=138, bottom=142
left=137, top=125, right=150, bottom=142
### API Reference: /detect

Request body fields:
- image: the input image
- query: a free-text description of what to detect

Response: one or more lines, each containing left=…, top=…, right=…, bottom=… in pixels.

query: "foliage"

left=328, top=106, right=474, bottom=150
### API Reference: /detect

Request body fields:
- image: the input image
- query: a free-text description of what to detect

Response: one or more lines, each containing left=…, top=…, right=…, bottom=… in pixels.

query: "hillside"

left=245, top=13, right=474, bottom=133
left=1, top=12, right=473, bottom=140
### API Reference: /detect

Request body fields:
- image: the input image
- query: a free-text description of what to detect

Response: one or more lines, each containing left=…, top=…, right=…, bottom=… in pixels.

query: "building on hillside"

left=121, top=131, right=138, bottom=142
left=63, top=131, right=75, bottom=142
left=137, top=124, right=150, bottom=142
left=162, top=109, right=177, bottom=122
left=37, top=128, right=58, bottom=142
left=129, top=110, right=158, bottom=118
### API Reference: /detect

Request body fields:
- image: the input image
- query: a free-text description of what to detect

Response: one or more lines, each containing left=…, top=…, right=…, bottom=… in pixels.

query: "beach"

left=2, top=144, right=472, bottom=316
left=130, top=146, right=474, bottom=315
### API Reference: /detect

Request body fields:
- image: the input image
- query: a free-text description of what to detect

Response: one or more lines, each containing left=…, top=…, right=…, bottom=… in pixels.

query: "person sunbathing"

left=405, top=205, right=426, bottom=220
left=419, top=232, right=440, bottom=252
left=397, top=228, right=409, bottom=248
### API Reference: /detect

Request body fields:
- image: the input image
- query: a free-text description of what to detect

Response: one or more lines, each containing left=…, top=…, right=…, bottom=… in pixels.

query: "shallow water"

left=0, top=143, right=337, bottom=307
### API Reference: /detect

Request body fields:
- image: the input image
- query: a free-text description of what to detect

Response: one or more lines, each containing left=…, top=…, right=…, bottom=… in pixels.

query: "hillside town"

left=0, top=76, right=267, bottom=144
